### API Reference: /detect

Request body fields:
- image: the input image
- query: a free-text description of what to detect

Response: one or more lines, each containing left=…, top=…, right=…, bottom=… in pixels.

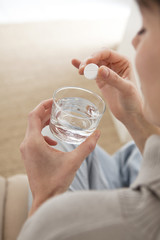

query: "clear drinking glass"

left=49, top=87, right=106, bottom=144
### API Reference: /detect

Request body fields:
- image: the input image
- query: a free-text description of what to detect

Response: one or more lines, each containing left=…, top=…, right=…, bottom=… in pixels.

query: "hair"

left=136, top=0, right=160, bottom=8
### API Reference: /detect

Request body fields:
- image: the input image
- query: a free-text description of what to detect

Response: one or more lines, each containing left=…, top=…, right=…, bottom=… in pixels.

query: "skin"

left=20, top=99, right=100, bottom=216
left=20, top=2, right=160, bottom=217
left=132, top=4, right=160, bottom=126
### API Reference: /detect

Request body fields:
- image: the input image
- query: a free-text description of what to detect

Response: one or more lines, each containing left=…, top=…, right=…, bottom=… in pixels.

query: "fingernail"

left=79, top=65, right=85, bottom=75
left=79, top=64, right=85, bottom=69
left=101, top=67, right=109, bottom=77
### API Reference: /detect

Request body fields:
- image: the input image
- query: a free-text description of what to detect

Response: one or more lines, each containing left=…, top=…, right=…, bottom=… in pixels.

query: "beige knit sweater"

left=18, top=135, right=160, bottom=240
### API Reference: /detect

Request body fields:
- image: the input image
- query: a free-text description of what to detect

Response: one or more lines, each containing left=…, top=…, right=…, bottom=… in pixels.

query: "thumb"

left=72, top=130, right=101, bottom=167
left=97, top=66, right=132, bottom=94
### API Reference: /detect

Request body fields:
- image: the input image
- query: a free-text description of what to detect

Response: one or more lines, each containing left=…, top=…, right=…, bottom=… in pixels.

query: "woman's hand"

left=72, top=48, right=143, bottom=125
left=20, top=99, right=100, bottom=216
left=72, top=49, right=160, bottom=153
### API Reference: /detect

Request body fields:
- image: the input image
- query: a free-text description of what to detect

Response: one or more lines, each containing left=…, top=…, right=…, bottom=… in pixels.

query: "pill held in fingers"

left=84, top=63, right=99, bottom=80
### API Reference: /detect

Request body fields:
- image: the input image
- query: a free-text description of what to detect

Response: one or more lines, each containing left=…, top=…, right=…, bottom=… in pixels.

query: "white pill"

left=84, top=63, right=99, bottom=80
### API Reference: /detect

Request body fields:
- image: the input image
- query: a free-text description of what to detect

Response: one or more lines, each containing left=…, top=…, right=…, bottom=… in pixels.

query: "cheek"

left=135, top=40, right=160, bottom=125
left=135, top=44, right=152, bottom=107
left=135, top=42, right=153, bottom=88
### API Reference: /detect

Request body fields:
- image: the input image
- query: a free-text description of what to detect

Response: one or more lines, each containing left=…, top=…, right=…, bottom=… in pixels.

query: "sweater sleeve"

left=17, top=135, right=160, bottom=240
left=17, top=190, right=135, bottom=240
left=118, top=134, right=160, bottom=240
left=131, top=134, right=160, bottom=198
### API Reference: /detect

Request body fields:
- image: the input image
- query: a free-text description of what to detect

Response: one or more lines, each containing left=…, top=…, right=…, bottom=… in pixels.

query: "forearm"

left=124, top=113, right=160, bottom=154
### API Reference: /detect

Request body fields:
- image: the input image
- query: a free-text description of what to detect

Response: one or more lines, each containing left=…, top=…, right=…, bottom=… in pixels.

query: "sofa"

left=0, top=175, right=29, bottom=240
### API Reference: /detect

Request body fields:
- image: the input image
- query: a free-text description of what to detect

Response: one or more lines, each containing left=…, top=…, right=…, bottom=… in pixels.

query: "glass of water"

left=49, top=86, right=106, bottom=144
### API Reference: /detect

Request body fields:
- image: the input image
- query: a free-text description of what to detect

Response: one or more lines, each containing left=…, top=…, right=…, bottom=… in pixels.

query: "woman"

left=18, top=0, right=160, bottom=239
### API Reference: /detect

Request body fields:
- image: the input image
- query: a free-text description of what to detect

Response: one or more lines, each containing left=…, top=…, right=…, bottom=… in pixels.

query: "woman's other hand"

left=20, top=99, right=100, bottom=216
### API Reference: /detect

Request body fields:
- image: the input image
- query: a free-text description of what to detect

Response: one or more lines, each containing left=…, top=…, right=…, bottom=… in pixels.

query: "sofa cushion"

left=3, top=174, right=29, bottom=240
left=0, top=176, right=6, bottom=240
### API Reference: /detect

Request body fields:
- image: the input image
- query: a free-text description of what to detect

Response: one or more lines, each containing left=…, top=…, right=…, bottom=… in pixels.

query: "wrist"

left=123, top=112, right=160, bottom=153
left=28, top=197, right=43, bottom=217
left=28, top=189, right=61, bottom=217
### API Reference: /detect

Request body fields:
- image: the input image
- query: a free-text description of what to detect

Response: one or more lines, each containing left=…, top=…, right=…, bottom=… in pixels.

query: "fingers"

left=88, top=48, right=127, bottom=64
left=71, top=130, right=101, bottom=168
left=27, top=99, right=53, bottom=135
left=97, top=66, right=132, bottom=94
left=32, top=99, right=53, bottom=120
left=71, top=59, right=81, bottom=69
left=43, top=136, right=57, bottom=146
left=72, top=49, right=129, bottom=76
left=71, top=59, right=85, bottom=75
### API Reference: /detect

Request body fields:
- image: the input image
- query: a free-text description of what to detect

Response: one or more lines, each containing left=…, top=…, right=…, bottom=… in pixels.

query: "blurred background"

left=0, top=0, right=141, bottom=177
left=0, top=0, right=131, bottom=23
